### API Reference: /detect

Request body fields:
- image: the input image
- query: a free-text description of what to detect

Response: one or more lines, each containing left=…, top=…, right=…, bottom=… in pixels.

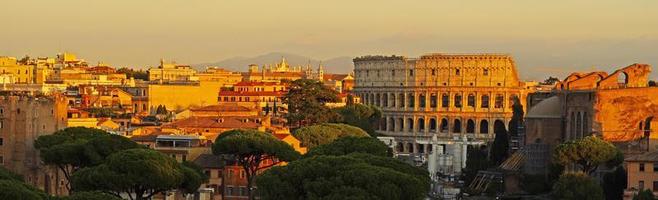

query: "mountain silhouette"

left=194, top=52, right=354, bottom=74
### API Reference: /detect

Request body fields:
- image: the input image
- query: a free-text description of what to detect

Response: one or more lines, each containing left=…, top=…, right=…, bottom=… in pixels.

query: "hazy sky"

left=3, top=0, right=658, bottom=80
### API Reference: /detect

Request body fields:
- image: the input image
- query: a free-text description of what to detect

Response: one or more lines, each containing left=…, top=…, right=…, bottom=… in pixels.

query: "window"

left=441, top=94, right=449, bottom=108
left=391, top=70, right=395, bottom=76
left=483, top=68, right=489, bottom=76
left=0, top=138, right=3, bottom=146
left=204, top=170, right=211, bottom=178
left=419, top=94, right=426, bottom=108
left=495, top=94, right=504, bottom=108
left=654, top=163, right=658, bottom=172
left=640, top=163, right=646, bottom=172
left=226, top=186, right=234, bottom=196
left=640, top=181, right=645, bottom=190
left=653, top=181, right=658, bottom=191
left=481, top=95, right=490, bottom=108
left=182, top=155, right=187, bottom=161
left=431, top=69, right=436, bottom=76
left=430, top=94, right=437, bottom=108
left=467, top=94, right=476, bottom=107
left=407, top=93, right=415, bottom=108
left=454, top=94, right=462, bottom=108
left=456, top=69, right=460, bottom=75
left=409, top=69, right=414, bottom=76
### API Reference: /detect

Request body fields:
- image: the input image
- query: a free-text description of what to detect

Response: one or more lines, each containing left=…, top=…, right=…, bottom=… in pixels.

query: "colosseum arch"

left=453, top=119, right=462, bottom=133
left=480, top=119, right=489, bottom=134
left=429, top=118, right=437, bottom=132
left=466, top=119, right=475, bottom=133
left=418, top=118, right=425, bottom=132
left=440, top=118, right=449, bottom=133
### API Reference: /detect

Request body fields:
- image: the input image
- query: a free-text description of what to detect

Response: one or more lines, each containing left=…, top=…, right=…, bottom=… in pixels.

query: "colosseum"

left=353, top=53, right=531, bottom=155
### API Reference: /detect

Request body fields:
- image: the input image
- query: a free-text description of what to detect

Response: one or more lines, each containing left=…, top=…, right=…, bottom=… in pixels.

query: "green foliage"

left=34, top=127, right=142, bottom=191
left=463, top=146, right=491, bottom=188
left=180, top=161, right=208, bottom=194
left=633, top=189, right=656, bottom=200
left=293, top=123, right=369, bottom=149
left=62, top=191, right=122, bottom=200
left=521, top=174, right=552, bottom=194
left=71, top=149, right=187, bottom=200
left=0, top=180, right=47, bottom=200
left=213, top=129, right=301, bottom=200
left=553, top=136, right=620, bottom=174
left=333, top=104, right=382, bottom=136
left=0, top=166, right=23, bottom=182
left=552, top=173, right=604, bottom=200
left=86, top=108, right=116, bottom=118
left=283, top=79, right=340, bottom=127
left=603, top=167, right=628, bottom=200
left=155, top=105, right=168, bottom=115
left=117, top=67, right=148, bottom=80
left=305, top=136, right=389, bottom=157
left=256, top=153, right=430, bottom=200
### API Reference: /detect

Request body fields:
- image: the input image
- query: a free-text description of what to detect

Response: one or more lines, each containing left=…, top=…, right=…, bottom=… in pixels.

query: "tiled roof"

left=163, top=116, right=261, bottom=129
left=626, top=151, right=658, bottom=162
left=234, top=81, right=287, bottom=87
left=323, top=74, right=348, bottom=81
left=190, top=104, right=254, bottom=112
left=217, top=91, right=285, bottom=96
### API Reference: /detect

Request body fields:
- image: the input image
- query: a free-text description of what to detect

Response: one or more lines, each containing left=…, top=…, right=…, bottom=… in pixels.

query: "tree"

left=542, top=76, right=560, bottom=85
left=0, top=166, right=48, bottom=200
left=71, top=149, right=199, bottom=200
left=603, top=167, right=627, bottom=200
left=179, top=161, right=208, bottom=195
left=283, top=79, right=340, bottom=128
left=508, top=96, right=524, bottom=137
left=256, top=153, right=430, bottom=200
left=490, top=121, right=509, bottom=165
left=305, top=136, right=389, bottom=157
left=552, top=173, right=604, bottom=200
left=292, top=123, right=369, bottom=149
left=333, top=104, right=382, bottom=136
left=553, top=136, right=619, bottom=174
left=62, top=191, right=123, bottom=200
left=212, top=129, right=301, bottom=200
left=34, top=127, right=142, bottom=191
left=117, top=67, right=148, bottom=80
left=633, top=189, right=655, bottom=200
left=462, top=145, right=491, bottom=187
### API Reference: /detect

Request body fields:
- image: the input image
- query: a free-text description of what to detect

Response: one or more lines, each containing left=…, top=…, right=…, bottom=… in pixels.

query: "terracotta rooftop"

left=190, top=104, right=254, bottom=112
left=323, top=74, right=349, bottom=81
left=626, top=151, right=658, bottom=162
left=163, top=116, right=261, bottom=129
left=218, top=91, right=285, bottom=96
left=234, top=81, right=288, bottom=87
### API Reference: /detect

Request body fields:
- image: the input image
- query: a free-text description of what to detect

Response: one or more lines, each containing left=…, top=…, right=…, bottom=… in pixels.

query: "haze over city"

left=3, top=0, right=658, bottom=80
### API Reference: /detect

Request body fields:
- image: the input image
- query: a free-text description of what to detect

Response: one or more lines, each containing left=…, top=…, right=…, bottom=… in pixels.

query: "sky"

left=2, top=0, right=658, bottom=80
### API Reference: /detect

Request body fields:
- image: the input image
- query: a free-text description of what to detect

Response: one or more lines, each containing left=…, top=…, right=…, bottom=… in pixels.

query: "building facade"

left=353, top=53, right=529, bottom=154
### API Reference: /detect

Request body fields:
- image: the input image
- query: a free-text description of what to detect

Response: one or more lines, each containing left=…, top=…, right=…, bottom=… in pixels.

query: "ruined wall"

left=595, top=87, right=658, bottom=141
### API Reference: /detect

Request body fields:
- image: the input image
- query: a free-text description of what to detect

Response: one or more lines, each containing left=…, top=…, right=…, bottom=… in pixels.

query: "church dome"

left=526, top=96, right=562, bottom=118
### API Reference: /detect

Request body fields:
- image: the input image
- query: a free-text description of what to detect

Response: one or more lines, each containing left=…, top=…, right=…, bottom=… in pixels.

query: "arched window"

left=495, top=94, right=504, bottom=108
left=466, top=119, right=475, bottom=133
left=440, top=118, right=449, bottom=133
left=389, top=118, right=395, bottom=131
left=430, top=93, right=438, bottom=108
left=454, top=93, right=462, bottom=108
left=481, top=95, right=490, bottom=108
left=453, top=119, right=462, bottom=133
left=617, top=72, right=628, bottom=87
left=480, top=120, right=489, bottom=134
left=429, top=118, right=437, bottom=131
left=397, top=143, right=404, bottom=153
left=442, top=93, right=450, bottom=108
left=398, top=118, right=404, bottom=131
left=418, top=118, right=425, bottom=132
left=398, top=93, right=405, bottom=108
left=390, top=94, right=396, bottom=107
left=419, top=94, right=426, bottom=108
left=383, top=94, right=389, bottom=107
left=467, top=94, right=476, bottom=107
left=408, top=93, right=415, bottom=108
left=407, top=118, right=414, bottom=132
left=375, top=93, right=381, bottom=107
left=407, top=143, right=414, bottom=153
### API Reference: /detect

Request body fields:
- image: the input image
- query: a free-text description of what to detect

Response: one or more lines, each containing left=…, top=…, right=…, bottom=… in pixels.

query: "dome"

left=526, top=96, right=562, bottom=118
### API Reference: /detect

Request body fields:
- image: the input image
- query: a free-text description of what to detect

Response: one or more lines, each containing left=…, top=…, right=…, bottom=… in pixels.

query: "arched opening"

left=390, top=94, right=396, bottom=107
left=481, top=95, right=490, bottom=108
left=454, top=93, right=462, bottom=108
left=645, top=117, right=654, bottom=137
left=397, top=143, right=404, bottom=153
left=494, top=120, right=507, bottom=136
left=397, top=118, right=404, bottom=131
left=389, top=118, right=395, bottom=131
left=407, top=118, right=414, bottom=132
left=380, top=118, right=387, bottom=131
left=408, top=93, right=415, bottom=108
left=442, top=93, right=450, bottom=108
left=383, top=94, right=388, bottom=107
left=480, top=120, right=489, bottom=134
left=467, top=93, right=476, bottom=107
left=617, top=72, right=629, bottom=87
left=418, top=118, right=425, bottom=132
left=419, top=94, right=426, bottom=108
left=440, top=118, right=449, bottom=133
left=453, top=119, right=462, bottom=133
left=467, top=119, right=475, bottom=133
left=430, top=93, right=438, bottom=108
left=495, top=94, right=504, bottom=108
left=375, top=93, right=381, bottom=107
left=398, top=93, right=405, bottom=107
left=429, top=118, right=437, bottom=132
left=407, top=143, right=414, bottom=153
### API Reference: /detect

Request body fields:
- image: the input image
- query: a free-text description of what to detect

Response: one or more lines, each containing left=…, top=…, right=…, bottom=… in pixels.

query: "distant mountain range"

left=193, top=52, right=354, bottom=74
